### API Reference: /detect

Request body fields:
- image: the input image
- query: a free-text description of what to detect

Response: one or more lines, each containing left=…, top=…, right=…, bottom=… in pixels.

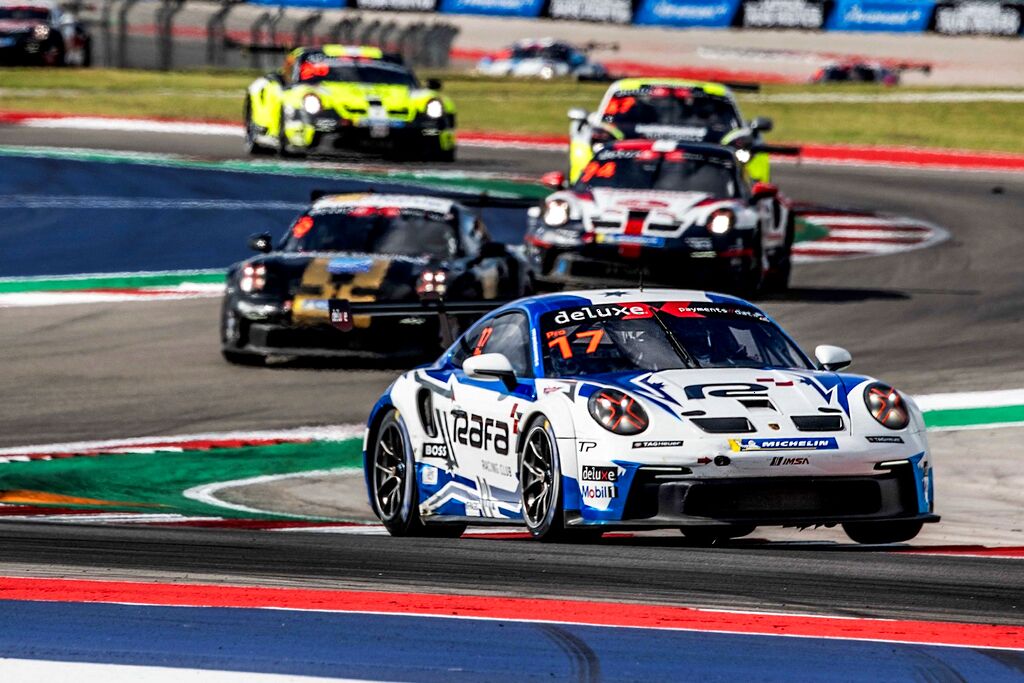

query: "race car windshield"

left=0, top=7, right=49, bottom=19
left=574, top=150, right=740, bottom=197
left=540, top=301, right=812, bottom=377
left=512, top=44, right=571, bottom=62
left=603, top=89, right=740, bottom=131
left=282, top=209, right=458, bottom=258
left=297, top=60, right=417, bottom=87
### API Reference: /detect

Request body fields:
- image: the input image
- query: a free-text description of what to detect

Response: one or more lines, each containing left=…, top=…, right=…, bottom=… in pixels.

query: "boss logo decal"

left=423, top=443, right=449, bottom=458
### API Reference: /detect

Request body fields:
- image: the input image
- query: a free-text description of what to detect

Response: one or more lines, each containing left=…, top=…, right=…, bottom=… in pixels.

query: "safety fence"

left=283, top=0, right=1024, bottom=37
left=90, top=0, right=460, bottom=70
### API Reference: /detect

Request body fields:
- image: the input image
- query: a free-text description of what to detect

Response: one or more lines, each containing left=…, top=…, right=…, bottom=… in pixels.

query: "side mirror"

left=815, top=345, right=852, bottom=372
left=426, top=78, right=443, bottom=90
left=750, top=116, right=774, bottom=133
left=479, top=241, right=508, bottom=259
left=540, top=171, right=567, bottom=189
left=750, top=181, right=778, bottom=203
left=463, top=352, right=517, bottom=391
left=567, top=107, right=588, bottom=122
left=248, top=233, right=273, bottom=253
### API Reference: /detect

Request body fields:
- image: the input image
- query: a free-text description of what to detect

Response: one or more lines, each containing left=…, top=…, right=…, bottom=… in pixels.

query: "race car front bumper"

left=235, top=319, right=442, bottom=359
left=568, top=462, right=938, bottom=528
left=528, top=239, right=755, bottom=290
left=292, top=110, right=456, bottom=153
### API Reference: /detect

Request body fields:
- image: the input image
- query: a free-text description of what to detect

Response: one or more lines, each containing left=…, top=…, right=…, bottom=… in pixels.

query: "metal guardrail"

left=84, top=2, right=460, bottom=71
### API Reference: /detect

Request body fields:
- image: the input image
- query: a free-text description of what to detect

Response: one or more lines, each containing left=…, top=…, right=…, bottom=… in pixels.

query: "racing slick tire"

left=679, top=524, right=755, bottom=546
left=762, top=211, right=794, bottom=293
left=370, top=410, right=466, bottom=538
left=244, top=100, right=273, bottom=156
left=277, top=107, right=304, bottom=159
left=220, top=301, right=265, bottom=366
left=520, top=416, right=593, bottom=542
left=842, top=520, right=924, bottom=545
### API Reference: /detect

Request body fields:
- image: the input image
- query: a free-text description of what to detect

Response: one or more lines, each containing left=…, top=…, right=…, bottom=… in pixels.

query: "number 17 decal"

left=548, top=329, right=604, bottom=360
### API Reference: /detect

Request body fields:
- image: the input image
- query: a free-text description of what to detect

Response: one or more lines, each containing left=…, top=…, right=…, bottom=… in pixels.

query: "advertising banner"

left=634, top=0, right=743, bottom=27
left=546, top=0, right=636, bottom=23
left=932, top=2, right=1023, bottom=36
left=350, top=0, right=438, bottom=8
left=738, top=0, right=828, bottom=28
left=825, top=0, right=934, bottom=31
left=438, top=0, right=544, bottom=16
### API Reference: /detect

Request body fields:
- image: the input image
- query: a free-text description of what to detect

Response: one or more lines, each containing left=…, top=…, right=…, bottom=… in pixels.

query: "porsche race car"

left=220, top=192, right=532, bottom=364
left=365, top=288, right=937, bottom=543
left=526, top=140, right=793, bottom=295
left=475, top=38, right=610, bottom=81
left=568, top=78, right=777, bottom=183
left=0, top=0, right=91, bottom=66
left=245, top=45, right=457, bottom=161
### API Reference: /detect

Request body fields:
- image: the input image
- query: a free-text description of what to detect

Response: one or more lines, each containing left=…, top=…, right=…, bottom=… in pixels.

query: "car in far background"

left=474, top=38, right=611, bottom=81
left=220, top=192, right=533, bottom=365
left=568, top=78, right=778, bottom=184
left=811, top=60, right=932, bottom=86
left=527, top=139, right=792, bottom=296
left=245, top=45, right=457, bottom=161
left=0, top=0, right=91, bottom=66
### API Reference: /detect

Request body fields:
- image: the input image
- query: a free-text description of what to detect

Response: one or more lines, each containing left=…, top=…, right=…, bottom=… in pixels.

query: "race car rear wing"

left=330, top=298, right=510, bottom=347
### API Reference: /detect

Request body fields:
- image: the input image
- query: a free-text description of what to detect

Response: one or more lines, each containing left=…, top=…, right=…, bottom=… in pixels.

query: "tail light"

left=865, top=382, right=910, bottom=430
left=588, top=388, right=649, bottom=435
left=239, top=264, right=266, bottom=293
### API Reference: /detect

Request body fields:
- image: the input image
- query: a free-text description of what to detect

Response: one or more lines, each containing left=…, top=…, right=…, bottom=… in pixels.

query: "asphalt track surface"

left=1, top=126, right=1023, bottom=633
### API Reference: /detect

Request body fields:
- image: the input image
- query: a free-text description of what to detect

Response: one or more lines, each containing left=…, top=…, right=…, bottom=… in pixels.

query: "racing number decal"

left=581, top=162, right=616, bottom=184
left=472, top=326, right=493, bottom=356
left=547, top=329, right=604, bottom=359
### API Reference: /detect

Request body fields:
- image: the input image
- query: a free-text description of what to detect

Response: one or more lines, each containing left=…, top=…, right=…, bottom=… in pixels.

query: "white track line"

left=183, top=468, right=355, bottom=520
left=0, top=659, right=384, bottom=683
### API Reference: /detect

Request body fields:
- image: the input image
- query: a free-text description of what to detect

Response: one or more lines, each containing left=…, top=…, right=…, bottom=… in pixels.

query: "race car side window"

left=452, top=312, right=532, bottom=378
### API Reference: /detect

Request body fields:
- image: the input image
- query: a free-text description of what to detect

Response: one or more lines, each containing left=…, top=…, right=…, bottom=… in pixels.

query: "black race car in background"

left=220, top=192, right=533, bottom=365
left=0, top=0, right=91, bottom=66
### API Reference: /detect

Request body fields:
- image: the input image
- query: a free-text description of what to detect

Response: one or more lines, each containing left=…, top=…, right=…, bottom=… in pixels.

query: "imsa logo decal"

left=730, top=437, right=838, bottom=452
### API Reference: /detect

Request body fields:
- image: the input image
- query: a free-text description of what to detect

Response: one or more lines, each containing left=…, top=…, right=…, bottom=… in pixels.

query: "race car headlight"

left=302, top=93, right=322, bottom=116
left=425, top=99, right=445, bottom=119
left=543, top=199, right=571, bottom=227
left=416, top=269, right=447, bottom=298
left=239, top=264, right=266, bottom=293
left=864, top=382, right=910, bottom=430
left=588, top=388, right=649, bottom=435
left=735, top=149, right=752, bottom=164
left=33, top=24, right=50, bottom=40
left=708, top=209, right=735, bottom=235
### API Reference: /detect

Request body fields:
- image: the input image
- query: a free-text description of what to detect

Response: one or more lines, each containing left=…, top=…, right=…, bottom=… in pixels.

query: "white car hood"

left=611, top=367, right=854, bottom=430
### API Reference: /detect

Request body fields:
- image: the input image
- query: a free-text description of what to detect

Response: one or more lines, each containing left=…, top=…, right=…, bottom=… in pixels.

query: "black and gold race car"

left=220, top=192, right=533, bottom=365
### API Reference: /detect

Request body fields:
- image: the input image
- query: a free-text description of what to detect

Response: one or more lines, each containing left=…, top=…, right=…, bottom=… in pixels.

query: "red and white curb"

left=3, top=111, right=1024, bottom=173
left=793, top=211, right=949, bottom=263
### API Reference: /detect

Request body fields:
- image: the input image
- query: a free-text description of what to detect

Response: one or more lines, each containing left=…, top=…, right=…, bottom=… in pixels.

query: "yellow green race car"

left=567, top=78, right=778, bottom=183
left=245, top=45, right=457, bottom=161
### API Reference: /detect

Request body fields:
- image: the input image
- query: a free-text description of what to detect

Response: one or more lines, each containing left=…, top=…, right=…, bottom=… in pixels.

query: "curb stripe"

left=3, top=110, right=1024, bottom=173
left=0, top=577, right=1019, bottom=649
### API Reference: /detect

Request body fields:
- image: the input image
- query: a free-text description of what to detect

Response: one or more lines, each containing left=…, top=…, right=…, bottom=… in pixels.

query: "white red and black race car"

left=526, top=139, right=792, bottom=295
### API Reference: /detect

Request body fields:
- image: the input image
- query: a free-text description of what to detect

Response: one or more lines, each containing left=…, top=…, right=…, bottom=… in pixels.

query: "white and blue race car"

left=364, top=289, right=937, bottom=544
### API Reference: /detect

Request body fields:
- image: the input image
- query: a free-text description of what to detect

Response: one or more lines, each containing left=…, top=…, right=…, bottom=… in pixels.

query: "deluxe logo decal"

left=581, top=465, right=618, bottom=482
left=729, top=437, right=838, bottom=452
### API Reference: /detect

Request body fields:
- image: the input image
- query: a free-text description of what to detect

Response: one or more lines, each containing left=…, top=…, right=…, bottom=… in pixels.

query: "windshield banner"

left=824, top=0, right=934, bottom=31
left=438, top=0, right=544, bottom=16
left=634, top=0, right=743, bottom=27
